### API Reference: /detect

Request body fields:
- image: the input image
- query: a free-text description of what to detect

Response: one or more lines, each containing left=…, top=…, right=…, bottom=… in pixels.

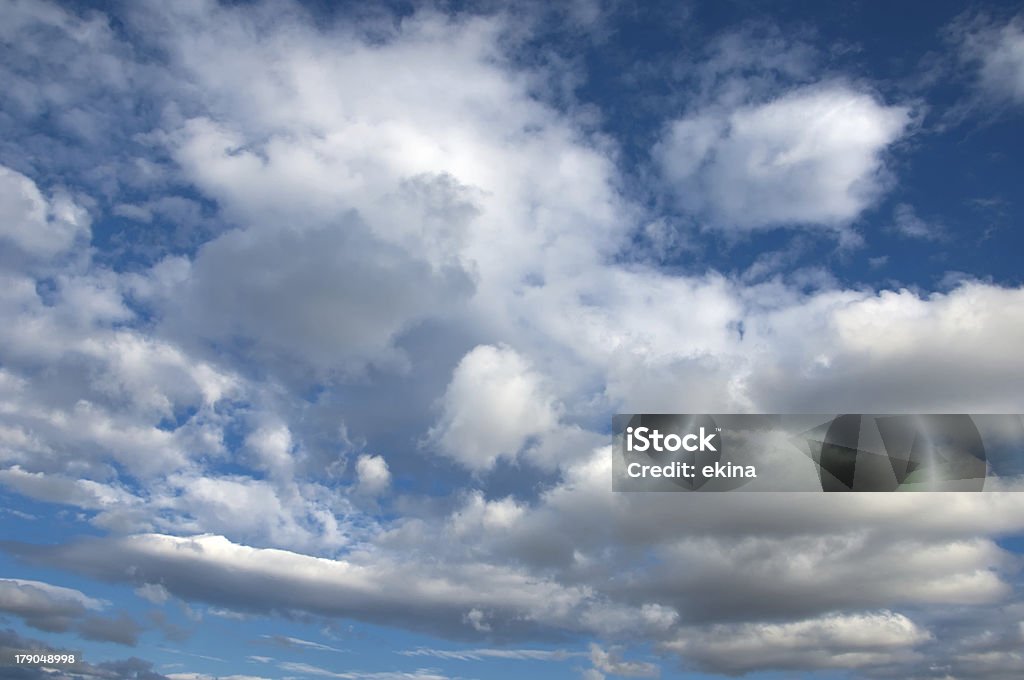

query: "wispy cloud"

left=260, top=634, right=347, bottom=653
left=398, top=647, right=583, bottom=662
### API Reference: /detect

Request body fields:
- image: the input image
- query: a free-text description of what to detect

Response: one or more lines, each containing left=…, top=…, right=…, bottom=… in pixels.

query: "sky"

left=1, top=0, right=1024, bottom=678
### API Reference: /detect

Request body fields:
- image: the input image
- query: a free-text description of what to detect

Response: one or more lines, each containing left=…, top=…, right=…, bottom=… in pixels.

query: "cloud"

left=244, top=425, right=296, bottom=482
left=0, top=467, right=141, bottom=512
left=155, top=473, right=356, bottom=553
left=162, top=210, right=475, bottom=378
left=420, top=448, right=1024, bottom=627
left=588, top=644, right=659, bottom=677
left=0, top=221, right=362, bottom=550
left=168, top=675, right=272, bottom=680
left=356, top=455, right=391, bottom=496
left=0, top=263, right=240, bottom=483
left=657, top=83, right=911, bottom=232
left=0, top=578, right=104, bottom=632
left=0, top=578, right=143, bottom=646
left=273, top=662, right=458, bottom=680
left=147, top=610, right=191, bottom=643
left=0, top=164, right=89, bottom=262
left=4, top=533, right=595, bottom=641
left=399, top=646, right=580, bottom=662
left=260, top=634, right=346, bottom=653
left=952, top=650, right=1024, bottom=679
left=9, top=473, right=1024, bottom=666
left=77, top=612, right=143, bottom=646
left=746, top=282, right=1024, bottom=413
left=447, top=492, right=526, bottom=544
left=954, top=14, right=1024, bottom=105
left=124, top=2, right=629, bottom=385
left=429, top=344, right=561, bottom=471
left=462, top=607, right=492, bottom=633
left=891, top=203, right=944, bottom=240
left=0, top=3, right=1023, bottom=680
left=0, top=628, right=169, bottom=680
left=665, top=611, right=930, bottom=674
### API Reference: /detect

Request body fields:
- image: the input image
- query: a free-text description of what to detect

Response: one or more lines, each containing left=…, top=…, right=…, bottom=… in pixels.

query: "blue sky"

left=1, top=1, right=1024, bottom=679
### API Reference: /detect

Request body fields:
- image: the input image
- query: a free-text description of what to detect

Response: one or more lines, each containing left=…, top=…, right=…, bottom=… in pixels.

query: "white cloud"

left=463, top=607, right=491, bottom=633
left=168, top=675, right=272, bottom=680
left=134, top=583, right=170, bottom=605
left=0, top=466, right=141, bottom=511
left=273, top=663, right=455, bottom=680
left=651, top=535, right=1010, bottom=620
left=125, top=4, right=629, bottom=383
left=0, top=4, right=1023, bottom=679
left=399, top=646, right=579, bottom=662
left=665, top=611, right=930, bottom=673
left=891, top=203, right=943, bottom=240
left=429, top=345, right=560, bottom=471
left=260, top=634, right=345, bottom=653
left=356, top=454, right=391, bottom=496
left=956, top=15, right=1024, bottom=105
left=751, top=282, right=1024, bottom=413
left=245, top=425, right=296, bottom=481
left=0, top=265, right=241, bottom=481
left=588, top=644, right=659, bottom=678
left=448, top=491, right=525, bottom=539
left=0, top=164, right=89, bottom=261
left=16, top=533, right=596, bottom=639
left=658, top=83, right=910, bottom=231
left=0, top=578, right=105, bottom=614
left=157, top=474, right=352, bottom=552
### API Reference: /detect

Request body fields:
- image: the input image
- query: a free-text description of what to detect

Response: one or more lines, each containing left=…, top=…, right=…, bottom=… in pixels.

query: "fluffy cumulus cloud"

left=658, top=83, right=911, bottom=232
left=429, top=344, right=561, bottom=471
left=0, top=2, right=1023, bottom=679
left=355, top=454, right=391, bottom=496
left=130, top=1, right=629, bottom=382
left=731, top=282, right=1024, bottom=415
